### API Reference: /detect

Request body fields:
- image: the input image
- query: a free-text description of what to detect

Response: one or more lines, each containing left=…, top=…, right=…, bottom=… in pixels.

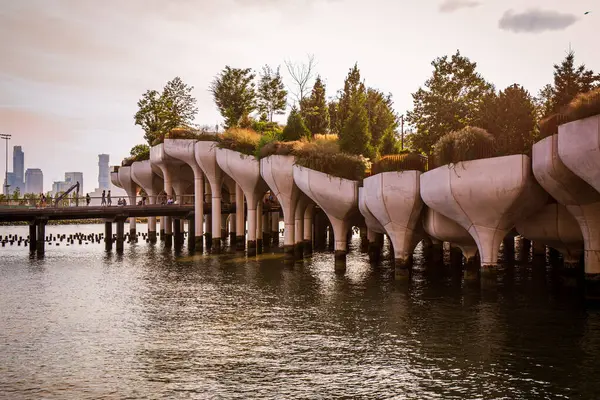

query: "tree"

left=210, top=66, right=256, bottom=129
left=257, top=65, right=287, bottom=122
left=339, top=83, right=373, bottom=157
left=336, top=63, right=362, bottom=133
left=535, top=84, right=554, bottom=119
left=134, top=77, right=198, bottom=145
left=328, top=101, right=339, bottom=134
left=130, top=144, right=150, bottom=160
left=366, top=88, right=398, bottom=154
left=282, top=107, right=311, bottom=141
left=301, top=76, right=330, bottom=134
left=380, top=129, right=400, bottom=155
left=285, top=54, right=316, bottom=105
left=12, top=187, right=20, bottom=201
left=549, top=50, right=599, bottom=114
left=476, top=84, right=537, bottom=155
left=405, top=50, right=494, bottom=155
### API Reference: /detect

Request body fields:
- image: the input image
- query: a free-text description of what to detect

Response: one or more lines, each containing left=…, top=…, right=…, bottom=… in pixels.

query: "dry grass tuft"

left=433, top=126, right=496, bottom=167
left=217, top=128, right=261, bottom=156
left=371, top=153, right=428, bottom=175
left=564, top=88, right=600, bottom=122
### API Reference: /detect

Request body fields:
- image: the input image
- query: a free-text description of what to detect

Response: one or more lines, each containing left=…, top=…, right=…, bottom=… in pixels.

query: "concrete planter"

left=293, top=165, right=358, bottom=271
left=358, top=187, right=385, bottom=234
left=515, top=203, right=583, bottom=265
left=420, top=154, right=548, bottom=267
left=422, top=207, right=477, bottom=262
left=363, top=171, right=423, bottom=277
left=533, top=133, right=600, bottom=297
left=558, top=114, right=600, bottom=194
left=260, top=155, right=301, bottom=259
left=216, top=148, right=268, bottom=255
left=131, top=160, right=164, bottom=240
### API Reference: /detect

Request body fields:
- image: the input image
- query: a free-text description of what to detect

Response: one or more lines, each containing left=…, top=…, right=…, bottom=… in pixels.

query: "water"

left=1, top=224, right=600, bottom=399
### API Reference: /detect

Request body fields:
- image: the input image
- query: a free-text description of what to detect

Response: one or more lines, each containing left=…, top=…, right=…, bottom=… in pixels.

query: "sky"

left=0, top=0, right=598, bottom=193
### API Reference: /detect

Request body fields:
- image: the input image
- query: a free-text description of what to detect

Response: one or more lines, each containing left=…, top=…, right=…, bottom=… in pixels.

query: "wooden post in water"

left=104, top=220, right=113, bottom=251
left=29, top=221, right=37, bottom=253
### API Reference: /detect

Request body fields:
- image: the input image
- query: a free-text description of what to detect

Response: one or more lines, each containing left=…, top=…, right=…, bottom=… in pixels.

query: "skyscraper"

left=25, top=169, right=43, bottom=194
left=13, top=146, right=24, bottom=185
left=64, top=172, right=83, bottom=192
left=98, top=154, right=110, bottom=190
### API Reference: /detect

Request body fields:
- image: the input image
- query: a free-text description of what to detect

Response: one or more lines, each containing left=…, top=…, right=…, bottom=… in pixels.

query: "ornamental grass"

left=564, top=88, right=600, bottom=122
left=433, top=126, right=496, bottom=167
left=371, top=152, right=428, bottom=175
left=537, top=113, right=569, bottom=140
left=217, top=128, right=261, bottom=156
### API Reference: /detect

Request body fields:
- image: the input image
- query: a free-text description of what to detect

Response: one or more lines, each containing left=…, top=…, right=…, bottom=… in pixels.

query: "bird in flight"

left=584, top=11, right=591, bottom=14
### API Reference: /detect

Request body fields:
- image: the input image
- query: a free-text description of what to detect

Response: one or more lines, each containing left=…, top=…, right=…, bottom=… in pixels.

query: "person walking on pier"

left=86, top=193, right=90, bottom=206
left=101, top=190, right=106, bottom=206
left=107, top=190, right=112, bottom=206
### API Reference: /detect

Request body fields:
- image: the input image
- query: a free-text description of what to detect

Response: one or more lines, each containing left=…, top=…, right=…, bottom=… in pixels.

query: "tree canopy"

left=282, top=107, right=311, bottom=141
left=210, top=66, right=257, bottom=129
left=257, top=65, right=287, bottom=122
left=301, top=76, right=330, bottom=134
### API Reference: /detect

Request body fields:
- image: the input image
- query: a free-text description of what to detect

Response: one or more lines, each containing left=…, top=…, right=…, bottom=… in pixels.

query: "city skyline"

left=1, top=0, right=598, bottom=192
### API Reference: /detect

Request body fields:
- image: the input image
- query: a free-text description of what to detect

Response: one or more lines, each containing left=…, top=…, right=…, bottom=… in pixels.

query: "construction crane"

left=54, top=181, right=80, bottom=207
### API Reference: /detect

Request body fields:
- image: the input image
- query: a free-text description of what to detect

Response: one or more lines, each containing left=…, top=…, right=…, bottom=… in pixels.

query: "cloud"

left=439, top=0, right=480, bottom=13
left=499, top=9, right=579, bottom=33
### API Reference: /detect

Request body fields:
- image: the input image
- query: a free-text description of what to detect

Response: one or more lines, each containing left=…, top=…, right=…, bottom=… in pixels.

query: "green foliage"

left=134, top=77, right=198, bottom=145
left=371, top=153, right=428, bottom=174
left=129, top=144, right=150, bottom=161
left=406, top=50, right=494, bottom=156
left=282, top=107, right=311, bottom=141
left=564, top=87, right=600, bottom=121
left=251, top=119, right=283, bottom=136
left=550, top=51, right=599, bottom=115
left=433, top=126, right=496, bottom=166
left=336, top=63, right=362, bottom=134
left=328, top=101, right=339, bottom=134
left=210, top=66, right=257, bottom=129
left=12, top=188, right=20, bottom=201
left=256, top=139, right=298, bottom=160
left=380, top=128, right=401, bottom=155
left=538, top=113, right=569, bottom=139
left=294, top=149, right=367, bottom=181
left=366, top=88, right=398, bottom=154
left=257, top=65, right=287, bottom=122
left=217, top=128, right=261, bottom=156
left=476, top=84, right=537, bottom=156
left=339, top=83, right=373, bottom=157
left=301, top=76, right=330, bottom=134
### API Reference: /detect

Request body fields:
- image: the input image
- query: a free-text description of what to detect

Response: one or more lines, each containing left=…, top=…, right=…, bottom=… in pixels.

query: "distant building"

left=25, top=168, right=43, bottom=194
left=51, top=180, right=71, bottom=196
left=98, top=154, right=110, bottom=190
left=51, top=172, right=83, bottom=196
left=3, top=145, right=25, bottom=195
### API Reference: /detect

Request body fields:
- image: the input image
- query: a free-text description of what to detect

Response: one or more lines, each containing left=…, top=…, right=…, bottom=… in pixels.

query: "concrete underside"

left=422, top=207, right=477, bottom=261
left=420, top=154, right=548, bottom=267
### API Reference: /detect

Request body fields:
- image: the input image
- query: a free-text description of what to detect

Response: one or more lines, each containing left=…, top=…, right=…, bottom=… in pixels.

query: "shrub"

left=537, top=113, right=570, bottom=140
left=433, top=126, right=496, bottom=167
left=294, top=147, right=368, bottom=181
left=217, top=128, right=261, bottom=156
left=371, top=152, right=428, bottom=175
left=564, top=88, right=600, bottom=122
left=282, top=107, right=311, bottom=141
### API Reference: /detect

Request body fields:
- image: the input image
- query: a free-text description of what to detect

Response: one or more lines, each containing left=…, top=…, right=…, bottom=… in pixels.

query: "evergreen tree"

left=257, top=65, right=287, bottom=122
left=476, top=84, right=537, bottom=155
left=282, top=107, right=311, bottom=141
left=535, top=84, right=554, bottom=119
left=336, top=63, right=362, bottom=133
left=380, top=128, right=400, bottom=155
left=339, top=83, right=373, bottom=157
left=366, top=88, right=398, bottom=155
left=405, top=50, right=494, bottom=155
left=550, top=51, right=599, bottom=114
left=328, top=101, right=339, bottom=134
left=301, top=76, right=330, bottom=134
left=209, top=66, right=256, bottom=129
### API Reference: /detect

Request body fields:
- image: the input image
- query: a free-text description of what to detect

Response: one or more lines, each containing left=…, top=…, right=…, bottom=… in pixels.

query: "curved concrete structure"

left=216, top=148, right=268, bottom=255
left=131, top=160, right=164, bottom=241
left=358, top=187, right=385, bottom=234
left=260, top=155, right=301, bottom=260
left=515, top=203, right=583, bottom=265
left=163, top=139, right=205, bottom=249
left=194, top=141, right=225, bottom=251
left=363, top=171, right=423, bottom=277
left=223, top=175, right=237, bottom=243
left=558, top=115, right=600, bottom=195
left=293, top=165, right=358, bottom=271
left=294, top=193, right=310, bottom=258
left=533, top=134, right=600, bottom=297
left=117, top=165, right=140, bottom=235
left=110, top=168, right=121, bottom=189
left=421, top=155, right=548, bottom=268
left=303, top=203, right=314, bottom=254
left=422, top=207, right=477, bottom=262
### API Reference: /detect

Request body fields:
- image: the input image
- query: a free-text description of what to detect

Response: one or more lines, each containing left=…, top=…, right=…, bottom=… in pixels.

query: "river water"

left=1, top=224, right=599, bottom=399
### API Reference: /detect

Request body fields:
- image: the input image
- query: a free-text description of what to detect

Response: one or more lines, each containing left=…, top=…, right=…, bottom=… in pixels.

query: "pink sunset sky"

left=1, top=0, right=598, bottom=193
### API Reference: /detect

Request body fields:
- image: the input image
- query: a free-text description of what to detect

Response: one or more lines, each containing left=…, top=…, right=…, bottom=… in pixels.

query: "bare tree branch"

left=284, top=54, right=316, bottom=106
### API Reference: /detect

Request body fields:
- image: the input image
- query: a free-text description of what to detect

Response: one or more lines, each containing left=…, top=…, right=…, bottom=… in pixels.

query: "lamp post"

left=400, top=115, right=404, bottom=150
left=0, top=134, right=11, bottom=196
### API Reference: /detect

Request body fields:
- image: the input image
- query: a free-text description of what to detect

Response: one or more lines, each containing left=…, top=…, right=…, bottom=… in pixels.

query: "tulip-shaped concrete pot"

left=363, top=171, right=423, bottom=278
left=294, top=193, right=310, bottom=259
left=422, top=207, right=477, bottom=264
left=223, top=175, right=237, bottom=243
left=358, top=187, right=386, bottom=263
left=110, top=167, right=121, bottom=189
left=515, top=203, right=583, bottom=266
left=194, top=141, right=226, bottom=251
left=217, top=148, right=268, bottom=256
left=117, top=165, right=140, bottom=235
left=260, top=155, right=301, bottom=260
left=163, top=139, right=206, bottom=249
left=131, top=160, right=164, bottom=242
left=533, top=133, right=600, bottom=298
left=293, top=165, right=359, bottom=271
left=421, top=154, right=548, bottom=268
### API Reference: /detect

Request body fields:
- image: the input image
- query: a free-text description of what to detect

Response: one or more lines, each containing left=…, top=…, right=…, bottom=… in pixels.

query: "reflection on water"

left=1, top=224, right=599, bottom=399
